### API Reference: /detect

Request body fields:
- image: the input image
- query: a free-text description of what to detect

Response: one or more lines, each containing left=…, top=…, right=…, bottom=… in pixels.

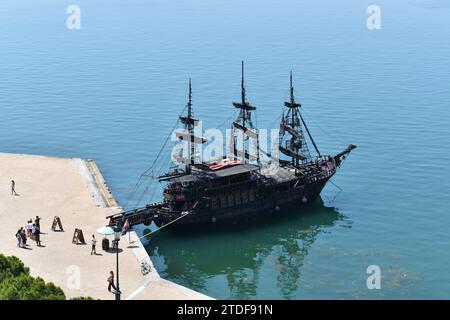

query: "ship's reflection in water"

left=145, top=198, right=352, bottom=299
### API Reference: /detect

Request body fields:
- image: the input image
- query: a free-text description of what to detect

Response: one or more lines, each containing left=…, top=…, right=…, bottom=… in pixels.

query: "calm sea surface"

left=1, top=0, right=450, bottom=299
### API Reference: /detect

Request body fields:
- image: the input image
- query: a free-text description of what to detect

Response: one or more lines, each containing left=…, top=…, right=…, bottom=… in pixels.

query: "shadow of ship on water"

left=144, top=197, right=352, bottom=299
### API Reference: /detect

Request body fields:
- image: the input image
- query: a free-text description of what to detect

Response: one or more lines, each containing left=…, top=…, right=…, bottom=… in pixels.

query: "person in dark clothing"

left=11, top=180, right=17, bottom=195
left=35, top=216, right=41, bottom=229
left=107, top=271, right=120, bottom=293
left=34, top=226, right=41, bottom=246
left=21, top=229, right=27, bottom=246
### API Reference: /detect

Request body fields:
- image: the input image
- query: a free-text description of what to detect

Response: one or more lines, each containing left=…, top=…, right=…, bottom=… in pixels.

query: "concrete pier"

left=0, top=152, right=211, bottom=300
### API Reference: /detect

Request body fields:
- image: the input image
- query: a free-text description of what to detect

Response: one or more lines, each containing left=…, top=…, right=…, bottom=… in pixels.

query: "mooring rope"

left=133, top=211, right=192, bottom=241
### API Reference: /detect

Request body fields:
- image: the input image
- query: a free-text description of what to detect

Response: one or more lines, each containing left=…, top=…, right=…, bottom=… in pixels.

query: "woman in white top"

left=91, top=235, right=97, bottom=255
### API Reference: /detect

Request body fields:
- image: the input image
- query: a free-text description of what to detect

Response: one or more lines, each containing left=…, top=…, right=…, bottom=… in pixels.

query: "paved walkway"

left=0, top=152, right=211, bottom=300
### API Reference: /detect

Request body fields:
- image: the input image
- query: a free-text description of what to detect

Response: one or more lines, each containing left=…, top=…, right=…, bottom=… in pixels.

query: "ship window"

left=220, top=196, right=227, bottom=208
left=228, top=194, right=235, bottom=207
left=249, top=190, right=255, bottom=202
left=235, top=193, right=241, bottom=205
left=242, top=191, right=248, bottom=203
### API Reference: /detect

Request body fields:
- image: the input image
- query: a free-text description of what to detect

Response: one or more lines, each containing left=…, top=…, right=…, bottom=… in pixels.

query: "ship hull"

left=164, top=177, right=331, bottom=228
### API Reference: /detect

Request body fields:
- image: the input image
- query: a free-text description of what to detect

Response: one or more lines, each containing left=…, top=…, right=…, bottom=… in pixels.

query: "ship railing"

left=311, top=155, right=333, bottom=163
left=303, top=163, right=336, bottom=182
left=106, top=203, right=164, bottom=227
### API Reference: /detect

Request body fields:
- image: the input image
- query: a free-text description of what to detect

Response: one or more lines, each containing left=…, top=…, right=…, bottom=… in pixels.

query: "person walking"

left=91, top=235, right=97, bottom=255
left=107, top=271, right=120, bottom=293
left=11, top=180, right=17, bottom=195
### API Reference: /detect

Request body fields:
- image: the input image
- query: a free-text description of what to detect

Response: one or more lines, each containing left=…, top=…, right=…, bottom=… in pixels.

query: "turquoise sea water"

left=1, top=0, right=450, bottom=299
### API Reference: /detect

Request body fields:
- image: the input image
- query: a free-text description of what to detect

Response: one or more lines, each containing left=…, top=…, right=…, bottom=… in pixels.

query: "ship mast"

left=231, top=61, right=259, bottom=164
left=176, top=79, right=206, bottom=173
left=279, top=71, right=314, bottom=166
left=187, top=78, right=195, bottom=168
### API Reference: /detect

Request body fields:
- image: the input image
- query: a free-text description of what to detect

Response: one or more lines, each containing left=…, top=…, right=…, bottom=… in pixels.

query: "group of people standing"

left=10, top=179, right=41, bottom=248
left=11, top=178, right=122, bottom=296
left=16, top=216, right=41, bottom=248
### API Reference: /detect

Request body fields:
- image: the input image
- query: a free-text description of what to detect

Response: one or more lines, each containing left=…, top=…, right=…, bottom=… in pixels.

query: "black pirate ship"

left=108, top=62, right=356, bottom=230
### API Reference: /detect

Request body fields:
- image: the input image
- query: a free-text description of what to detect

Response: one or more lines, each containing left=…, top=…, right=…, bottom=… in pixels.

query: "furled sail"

left=179, top=116, right=199, bottom=126
left=232, top=102, right=256, bottom=110
left=233, top=121, right=258, bottom=139
left=173, top=155, right=194, bottom=164
left=175, top=131, right=207, bottom=144
left=284, top=101, right=301, bottom=108
left=279, top=146, right=307, bottom=160
left=280, top=122, right=301, bottom=139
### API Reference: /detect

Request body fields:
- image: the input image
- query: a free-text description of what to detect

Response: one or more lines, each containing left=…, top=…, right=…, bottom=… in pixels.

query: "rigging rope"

left=122, top=104, right=188, bottom=209
left=299, top=113, right=321, bottom=157
left=269, top=113, right=282, bottom=131
left=216, top=112, right=235, bottom=130
left=131, top=138, right=177, bottom=208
